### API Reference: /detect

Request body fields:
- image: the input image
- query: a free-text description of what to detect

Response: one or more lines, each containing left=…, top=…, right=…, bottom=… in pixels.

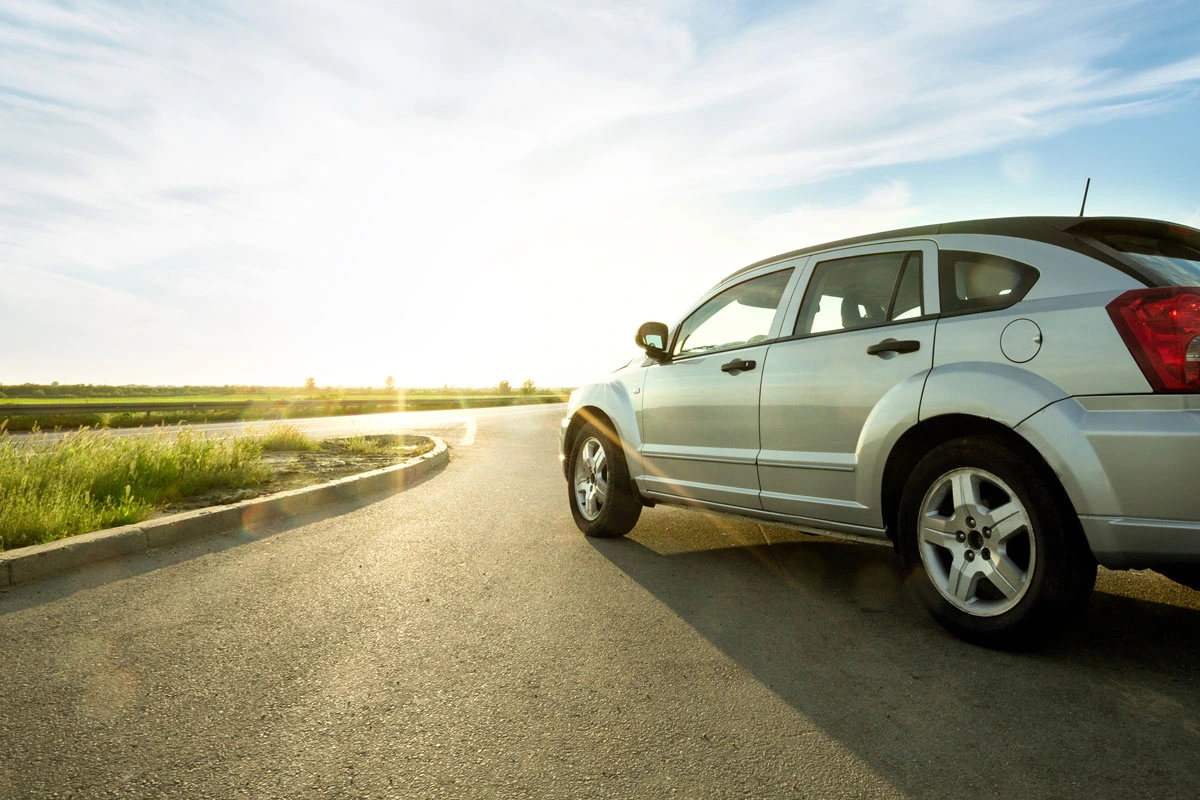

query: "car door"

left=639, top=265, right=799, bottom=508
left=757, top=241, right=938, bottom=530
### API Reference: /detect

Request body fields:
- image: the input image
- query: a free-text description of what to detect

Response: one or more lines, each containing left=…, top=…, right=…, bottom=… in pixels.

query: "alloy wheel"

left=917, top=467, right=1037, bottom=617
left=573, top=437, right=608, bottom=521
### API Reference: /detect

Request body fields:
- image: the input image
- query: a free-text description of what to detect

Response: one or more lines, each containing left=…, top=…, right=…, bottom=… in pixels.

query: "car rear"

left=1014, top=219, right=1200, bottom=569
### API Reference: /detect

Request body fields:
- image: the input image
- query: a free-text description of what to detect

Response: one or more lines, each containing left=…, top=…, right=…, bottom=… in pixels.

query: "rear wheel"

left=898, top=436, right=1096, bottom=648
left=567, top=422, right=641, bottom=538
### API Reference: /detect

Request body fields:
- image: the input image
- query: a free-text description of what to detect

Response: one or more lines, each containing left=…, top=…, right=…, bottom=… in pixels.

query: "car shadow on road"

left=589, top=519, right=1200, bottom=798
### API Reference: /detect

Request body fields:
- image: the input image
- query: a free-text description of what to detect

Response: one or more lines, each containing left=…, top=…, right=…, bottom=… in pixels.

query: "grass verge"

left=0, top=428, right=269, bottom=551
left=0, top=426, right=433, bottom=552
left=330, top=433, right=393, bottom=454
left=258, top=423, right=321, bottom=452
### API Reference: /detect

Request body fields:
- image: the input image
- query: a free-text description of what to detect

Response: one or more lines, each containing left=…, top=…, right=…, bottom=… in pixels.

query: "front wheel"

left=566, top=422, right=642, bottom=538
left=898, top=436, right=1096, bottom=648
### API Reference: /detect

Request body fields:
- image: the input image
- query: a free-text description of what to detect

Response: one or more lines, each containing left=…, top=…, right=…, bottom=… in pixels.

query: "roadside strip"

left=0, top=437, right=448, bottom=589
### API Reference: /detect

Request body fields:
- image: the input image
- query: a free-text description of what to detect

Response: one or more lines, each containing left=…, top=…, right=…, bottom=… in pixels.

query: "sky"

left=3, top=0, right=1200, bottom=389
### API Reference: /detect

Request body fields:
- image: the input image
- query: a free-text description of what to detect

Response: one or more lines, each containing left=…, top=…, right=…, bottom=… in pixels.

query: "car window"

left=794, top=251, right=920, bottom=335
left=673, top=268, right=794, bottom=356
left=940, top=251, right=1039, bottom=314
left=1084, top=231, right=1200, bottom=286
left=890, top=254, right=923, bottom=320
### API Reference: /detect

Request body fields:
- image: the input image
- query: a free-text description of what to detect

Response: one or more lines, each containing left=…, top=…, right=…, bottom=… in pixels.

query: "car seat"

left=841, top=293, right=886, bottom=329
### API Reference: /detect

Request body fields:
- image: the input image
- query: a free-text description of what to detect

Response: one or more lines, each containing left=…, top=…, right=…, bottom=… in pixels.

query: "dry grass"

left=257, top=423, right=319, bottom=452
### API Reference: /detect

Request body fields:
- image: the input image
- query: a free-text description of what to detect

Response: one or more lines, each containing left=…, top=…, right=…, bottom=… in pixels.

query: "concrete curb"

left=0, top=437, right=449, bottom=589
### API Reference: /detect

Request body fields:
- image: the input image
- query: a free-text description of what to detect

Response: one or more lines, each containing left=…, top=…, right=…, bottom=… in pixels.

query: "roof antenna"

left=1079, top=177, right=1091, bottom=216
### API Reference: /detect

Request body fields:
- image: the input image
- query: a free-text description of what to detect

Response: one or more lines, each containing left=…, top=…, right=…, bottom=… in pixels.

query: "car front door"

left=758, top=241, right=939, bottom=530
left=638, top=265, right=798, bottom=509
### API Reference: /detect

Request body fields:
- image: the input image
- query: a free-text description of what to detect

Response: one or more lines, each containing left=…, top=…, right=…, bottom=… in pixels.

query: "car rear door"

left=639, top=265, right=799, bottom=509
left=757, top=241, right=939, bottom=530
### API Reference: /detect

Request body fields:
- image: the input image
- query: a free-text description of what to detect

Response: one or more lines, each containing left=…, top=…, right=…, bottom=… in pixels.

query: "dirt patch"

left=154, top=434, right=436, bottom=516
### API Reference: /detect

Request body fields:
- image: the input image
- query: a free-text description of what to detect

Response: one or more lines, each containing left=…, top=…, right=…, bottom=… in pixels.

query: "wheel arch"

left=563, top=404, right=653, bottom=507
left=879, top=413, right=1088, bottom=558
left=564, top=405, right=620, bottom=464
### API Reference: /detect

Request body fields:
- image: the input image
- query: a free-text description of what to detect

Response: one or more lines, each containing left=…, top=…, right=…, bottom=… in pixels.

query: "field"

left=0, top=393, right=552, bottom=405
left=0, top=383, right=568, bottom=400
left=0, top=384, right=570, bottom=431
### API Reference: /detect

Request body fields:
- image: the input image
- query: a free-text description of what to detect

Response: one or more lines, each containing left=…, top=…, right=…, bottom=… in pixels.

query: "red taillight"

left=1107, top=287, right=1200, bottom=392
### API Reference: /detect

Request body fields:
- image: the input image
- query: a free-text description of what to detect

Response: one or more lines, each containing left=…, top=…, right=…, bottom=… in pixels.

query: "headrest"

left=841, top=293, right=885, bottom=329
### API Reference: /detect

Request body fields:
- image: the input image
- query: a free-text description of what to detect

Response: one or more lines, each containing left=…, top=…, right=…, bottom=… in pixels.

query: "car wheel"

left=567, top=422, right=642, bottom=538
left=898, top=436, right=1096, bottom=648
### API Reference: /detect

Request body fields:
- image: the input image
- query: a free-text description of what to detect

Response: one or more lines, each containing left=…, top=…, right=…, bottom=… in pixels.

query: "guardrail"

left=0, top=397, right=565, bottom=416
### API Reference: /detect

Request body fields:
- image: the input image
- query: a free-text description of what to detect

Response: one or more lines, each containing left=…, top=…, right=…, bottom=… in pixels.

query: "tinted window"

left=1085, top=231, right=1200, bottom=286
left=939, top=251, right=1039, bottom=314
left=673, top=268, right=794, bottom=356
left=795, top=251, right=920, bottom=335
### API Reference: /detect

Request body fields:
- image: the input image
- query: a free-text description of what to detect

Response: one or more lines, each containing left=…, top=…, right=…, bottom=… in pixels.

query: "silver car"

left=560, top=216, right=1200, bottom=647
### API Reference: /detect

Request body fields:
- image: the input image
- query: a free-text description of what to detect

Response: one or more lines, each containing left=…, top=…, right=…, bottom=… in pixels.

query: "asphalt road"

left=2, top=404, right=1199, bottom=798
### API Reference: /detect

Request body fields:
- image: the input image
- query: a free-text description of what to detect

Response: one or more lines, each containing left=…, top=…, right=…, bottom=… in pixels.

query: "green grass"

left=0, top=410, right=246, bottom=433
left=332, top=433, right=391, bottom=455
left=0, top=424, right=436, bottom=551
left=258, top=424, right=320, bottom=452
left=0, top=428, right=270, bottom=551
left=0, top=395, right=282, bottom=405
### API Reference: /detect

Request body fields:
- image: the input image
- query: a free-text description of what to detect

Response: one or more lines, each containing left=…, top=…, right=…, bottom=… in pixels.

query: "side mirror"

left=635, top=321, right=670, bottom=361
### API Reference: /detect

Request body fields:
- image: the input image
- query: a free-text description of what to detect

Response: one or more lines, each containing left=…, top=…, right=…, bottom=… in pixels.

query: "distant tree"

left=304, top=377, right=316, bottom=390
left=521, top=379, right=535, bottom=395
left=32, top=388, right=46, bottom=398
left=498, top=380, right=511, bottom=394
left=385, top=376, right=396, bottom=390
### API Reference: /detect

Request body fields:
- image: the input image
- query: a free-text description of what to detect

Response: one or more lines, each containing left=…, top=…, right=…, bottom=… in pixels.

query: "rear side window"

left=939, top=251, right=1039, bottom=315
left=795, top=251, right=923, bottom=335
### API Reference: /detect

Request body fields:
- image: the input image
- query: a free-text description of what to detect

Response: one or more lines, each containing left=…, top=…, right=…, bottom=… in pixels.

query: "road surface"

left=2, top=404, right=1198, bottom=798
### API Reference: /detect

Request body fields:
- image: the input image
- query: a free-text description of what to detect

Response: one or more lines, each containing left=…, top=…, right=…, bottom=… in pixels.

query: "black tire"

left=566, top=422, right=642, bottom=538
left=897, top=435, right=1096, bottom=649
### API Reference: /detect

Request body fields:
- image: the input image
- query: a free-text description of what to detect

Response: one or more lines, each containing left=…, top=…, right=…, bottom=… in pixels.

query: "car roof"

left=721, top=215, right=1200, bottom=287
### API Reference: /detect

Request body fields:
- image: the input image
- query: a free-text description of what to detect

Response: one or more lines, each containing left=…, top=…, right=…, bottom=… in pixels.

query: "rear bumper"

left=1017, top=394, right=1200, bottom=568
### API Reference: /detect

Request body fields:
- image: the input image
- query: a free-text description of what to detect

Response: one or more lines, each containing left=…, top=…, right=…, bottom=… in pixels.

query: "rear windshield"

left=1082, top=228, right=1200, bottom=286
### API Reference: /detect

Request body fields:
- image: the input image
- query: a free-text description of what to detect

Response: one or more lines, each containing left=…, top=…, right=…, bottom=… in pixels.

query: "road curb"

left=0, top=437, right=449, bottom=589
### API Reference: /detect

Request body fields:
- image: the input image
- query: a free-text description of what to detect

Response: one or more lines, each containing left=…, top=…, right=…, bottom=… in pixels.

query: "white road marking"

left=459, top=417, right=477, bottom=447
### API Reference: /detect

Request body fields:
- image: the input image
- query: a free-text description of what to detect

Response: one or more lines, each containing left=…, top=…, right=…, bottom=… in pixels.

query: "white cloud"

left=745, top=181, right=925, bottom=260
left=2, top=0, right=1200, bottom=384
left=1001, top=152, right=1039, bottom=185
